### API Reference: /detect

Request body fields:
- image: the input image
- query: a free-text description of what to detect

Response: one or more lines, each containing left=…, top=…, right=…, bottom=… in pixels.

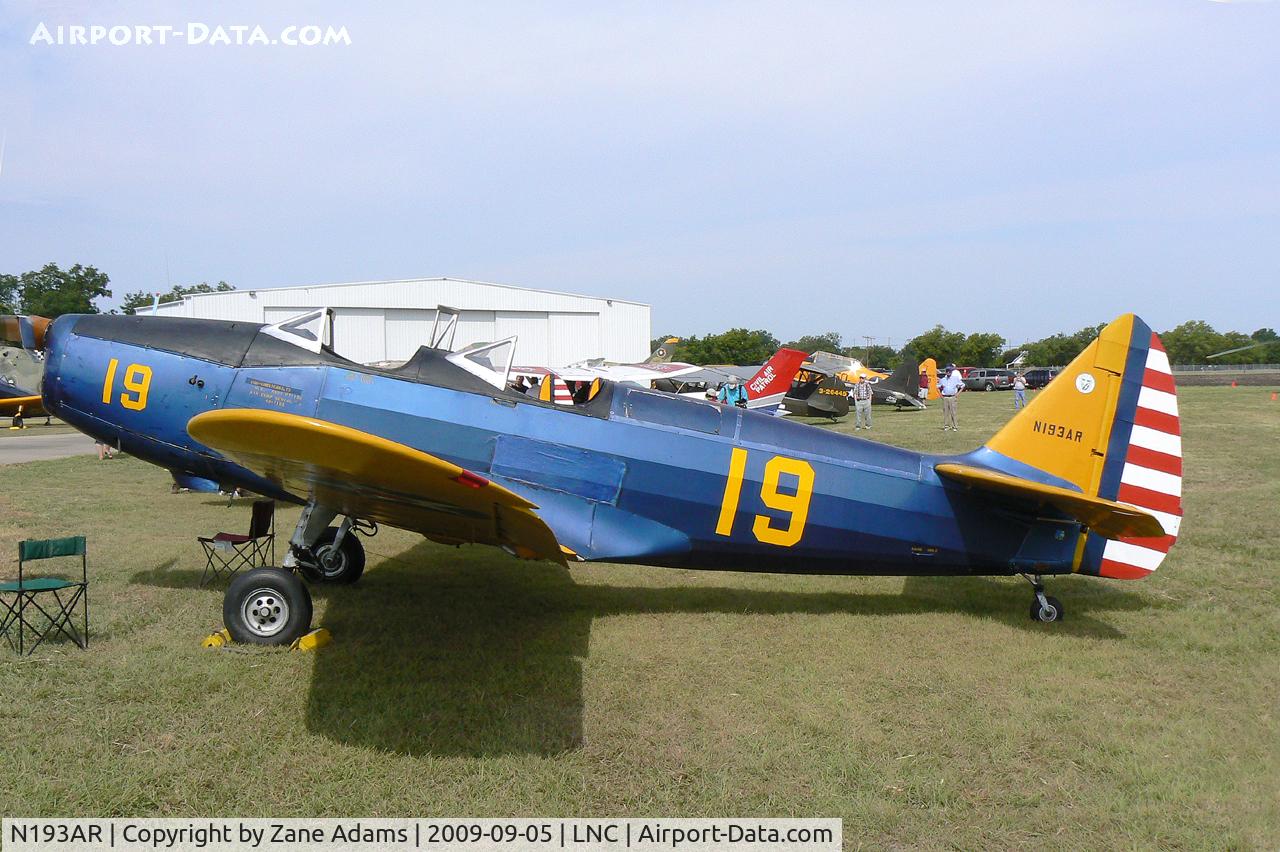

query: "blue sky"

left=1, top=1, right=1276, bottom=346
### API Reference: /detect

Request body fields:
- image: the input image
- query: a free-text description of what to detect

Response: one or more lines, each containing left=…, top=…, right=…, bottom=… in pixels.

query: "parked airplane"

left=1, top=315, right=50, bottom=419
left=38, top=309, right=1180, bottom=644
left=782, top=357, right=925, bottom=418
left=651, top=348, right=809, bottom=414
left=508, top=337, right=704, bottom=391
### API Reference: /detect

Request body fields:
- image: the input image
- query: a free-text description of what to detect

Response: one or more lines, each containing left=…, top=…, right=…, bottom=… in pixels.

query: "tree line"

left=653, top=328, right=1016, bottom=370
left=662, top=319, right=1278, bottom=369
left=0, top=262, right=233, bottom=317
left=3, top=262, right=1273, bottom=367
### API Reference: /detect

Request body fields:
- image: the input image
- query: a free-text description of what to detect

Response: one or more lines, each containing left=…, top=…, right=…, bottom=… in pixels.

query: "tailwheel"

left=224, top=567, right=313, bottom=646
left=298, top=524, right=366, bottom=585
left=1030, top=592, right=1064, bottom=623
left=1022, top=573, right=1064, bottom=623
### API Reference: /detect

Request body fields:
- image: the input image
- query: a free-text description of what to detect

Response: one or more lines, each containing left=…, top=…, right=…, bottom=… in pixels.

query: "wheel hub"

left=316, top=545, right=345, bottom=576
left=242, top=588, right=289, bottom=638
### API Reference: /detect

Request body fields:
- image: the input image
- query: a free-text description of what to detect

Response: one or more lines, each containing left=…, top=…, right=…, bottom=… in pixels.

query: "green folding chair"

left=0, top=536, right=90, bottom=655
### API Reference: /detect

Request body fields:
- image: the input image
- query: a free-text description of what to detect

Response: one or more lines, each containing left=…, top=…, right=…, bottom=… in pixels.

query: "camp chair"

left=198, top=500, right=275, bottom=586
left=0, top=536, right=89, bottom=655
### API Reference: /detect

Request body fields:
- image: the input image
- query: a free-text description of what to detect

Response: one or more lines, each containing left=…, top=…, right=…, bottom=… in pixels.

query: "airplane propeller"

left=0, top=315, right=51, bottom=351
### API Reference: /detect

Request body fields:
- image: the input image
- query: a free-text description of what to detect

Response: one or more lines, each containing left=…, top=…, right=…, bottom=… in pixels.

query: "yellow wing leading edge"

left=187, top=408, right=565, bottom=566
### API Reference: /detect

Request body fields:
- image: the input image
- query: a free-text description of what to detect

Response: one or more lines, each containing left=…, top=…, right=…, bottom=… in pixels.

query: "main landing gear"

left=221, top=502, right=375, bottom=646
left=1022, top=574, right=1064, bottom=623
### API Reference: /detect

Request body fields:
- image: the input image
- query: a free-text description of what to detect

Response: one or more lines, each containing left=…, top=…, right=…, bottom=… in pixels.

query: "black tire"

left=298, top=526, right=366, bottom=585
left=1030, top=594, right=1064, bottom=623
left=224, top=568, right=313, bottom=646
left=984, top=382, right=995, bottom=391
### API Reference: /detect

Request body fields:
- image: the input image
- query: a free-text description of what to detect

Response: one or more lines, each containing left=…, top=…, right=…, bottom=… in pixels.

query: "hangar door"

left=331, top=309, right=385, bottom=363
left=385, top=309, right=435, bottom=361
left=548, top=312, right=601, bottom=367
left=495, top=311, right=549, bottom=365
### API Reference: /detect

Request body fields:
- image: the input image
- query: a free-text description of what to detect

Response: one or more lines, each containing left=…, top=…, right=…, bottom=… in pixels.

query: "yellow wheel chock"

left=200, top=626, right=331, bottom=651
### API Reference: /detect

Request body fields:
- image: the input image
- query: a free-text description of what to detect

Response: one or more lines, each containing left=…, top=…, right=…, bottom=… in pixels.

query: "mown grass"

left=0, top=387, right=1276, bottom=847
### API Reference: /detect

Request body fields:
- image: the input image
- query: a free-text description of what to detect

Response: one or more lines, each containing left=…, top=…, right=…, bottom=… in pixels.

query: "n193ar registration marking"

left=716, top=447, right=815, bottom=547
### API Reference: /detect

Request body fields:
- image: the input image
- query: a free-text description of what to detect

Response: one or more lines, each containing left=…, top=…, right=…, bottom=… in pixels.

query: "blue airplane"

left=33, top=308, right=1183, bottom=645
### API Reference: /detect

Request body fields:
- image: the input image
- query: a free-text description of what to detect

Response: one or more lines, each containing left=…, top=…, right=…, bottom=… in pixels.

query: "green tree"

left=1251, top=328, right=1278, bottom=342
left=681, top=328, right=781, bottom=365
left=862, top=344, right=900, bottom=369
left=1160, top=320, right=1226, bottom=366
left=784, top=332, right=843, bottom=355
left=8, top=262, right=111, bottom=317
left=120, top=281, right=235, bottom=315
left=902, top=325, right=967, bottom=367
left=0, top=274, right=18, bottom=314
left=1024, top=324, right=1103, bottom=367
left=957, top=332, right=1006, bottom=367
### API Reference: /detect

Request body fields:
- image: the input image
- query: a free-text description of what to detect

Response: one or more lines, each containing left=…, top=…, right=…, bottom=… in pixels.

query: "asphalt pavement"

left=0, top=430, right=99, bottom=464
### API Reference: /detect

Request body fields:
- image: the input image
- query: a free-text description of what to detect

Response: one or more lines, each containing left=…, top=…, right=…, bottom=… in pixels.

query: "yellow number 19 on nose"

left=102, top=358, right=153, bottom=411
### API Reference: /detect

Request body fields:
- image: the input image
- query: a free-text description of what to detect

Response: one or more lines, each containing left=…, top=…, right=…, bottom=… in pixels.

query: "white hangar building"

left=152, top=277, right=651, bottom=367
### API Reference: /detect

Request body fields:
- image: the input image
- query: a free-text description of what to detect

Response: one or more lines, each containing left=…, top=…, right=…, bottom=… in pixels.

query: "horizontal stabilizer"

left=935, top=462, right=1164, bottom=539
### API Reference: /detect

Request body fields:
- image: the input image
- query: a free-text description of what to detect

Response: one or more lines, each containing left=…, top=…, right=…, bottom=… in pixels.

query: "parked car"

left=1023, top=368, right=1059, bottom=389
left=962, top=368, right=1015, bottom=391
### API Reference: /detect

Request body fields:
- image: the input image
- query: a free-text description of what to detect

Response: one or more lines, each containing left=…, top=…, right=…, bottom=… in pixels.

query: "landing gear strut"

left=282, top=503, right=371, bottom=585
left=298, top=521, right=367, bottom=585
left=1022, top=574, right=1064, bottom=623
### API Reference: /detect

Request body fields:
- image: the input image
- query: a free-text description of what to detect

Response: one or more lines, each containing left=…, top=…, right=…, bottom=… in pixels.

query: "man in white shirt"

left=938, top=363, right=964, bottom=431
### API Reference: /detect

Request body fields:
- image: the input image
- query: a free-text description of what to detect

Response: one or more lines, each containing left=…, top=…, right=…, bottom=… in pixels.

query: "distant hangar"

left=151, top=276, right=651, bottom=367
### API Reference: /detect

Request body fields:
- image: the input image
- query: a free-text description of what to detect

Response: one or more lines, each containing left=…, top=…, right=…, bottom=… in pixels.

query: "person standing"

left=939, top=363, right=964, bottom=431
left=1012, top=372, right=1028, bottom=410
left=918, top=368, right=929, bottom=406
left=717, top=378, right=747, bottom=408
left=851, top=375, right=873, bottom=429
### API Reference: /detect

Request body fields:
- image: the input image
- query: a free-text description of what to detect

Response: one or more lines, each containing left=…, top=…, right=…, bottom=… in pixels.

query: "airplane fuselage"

left=42, top=315, right=1082, bottom=577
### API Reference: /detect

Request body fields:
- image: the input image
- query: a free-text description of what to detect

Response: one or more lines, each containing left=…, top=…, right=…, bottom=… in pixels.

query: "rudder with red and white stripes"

left=1093, top=332, right=1182, bottom=579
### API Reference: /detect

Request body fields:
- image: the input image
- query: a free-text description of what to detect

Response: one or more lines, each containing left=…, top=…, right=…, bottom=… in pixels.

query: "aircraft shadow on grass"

left=291, top=540, right=1156, bottom=759
left=128, top=541, right=1159, bottom=758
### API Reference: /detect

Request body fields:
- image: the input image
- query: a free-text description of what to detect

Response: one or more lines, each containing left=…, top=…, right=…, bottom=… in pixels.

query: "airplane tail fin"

left=644, top=337, right=680, bottom=364
left=919, top=358, right=939, bottom=400
left=745, top=348, right=808, bottom=413
left=876, top=355, right=923, bottom=408
left=980, top=314, right=1182, bottom=579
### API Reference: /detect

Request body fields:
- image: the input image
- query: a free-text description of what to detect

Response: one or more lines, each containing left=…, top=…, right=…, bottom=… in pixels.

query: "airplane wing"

left=806, top=351, right=888, bottom=382
left=659, top=366, right=735, bottom=385
left=188, top=409, right=566, bottom=565
left=509, top=365, right=597, bottom=382
left=935, top=463, right=1164, bottom=539
left=591, top=362, right=704, bottom=383
left=0, top=394, right=45, bottom=417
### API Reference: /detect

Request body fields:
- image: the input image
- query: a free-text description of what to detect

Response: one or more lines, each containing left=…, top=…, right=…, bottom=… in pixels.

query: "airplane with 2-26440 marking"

left=24, top=309, right=1183, bottom=644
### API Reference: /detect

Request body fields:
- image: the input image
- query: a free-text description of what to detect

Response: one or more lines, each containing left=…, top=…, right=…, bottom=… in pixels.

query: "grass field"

left=1, top=387, right=1277, bottom=847
left=0, top=420, right=77, bottom=439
